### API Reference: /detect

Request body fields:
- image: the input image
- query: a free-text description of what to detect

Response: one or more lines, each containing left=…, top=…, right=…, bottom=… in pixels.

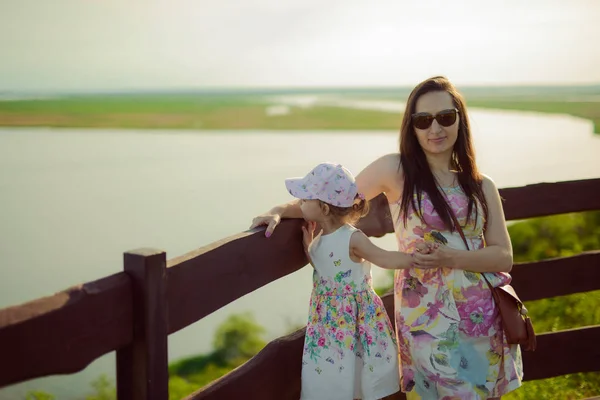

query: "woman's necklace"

left=433, top=171, right=457, bottom=188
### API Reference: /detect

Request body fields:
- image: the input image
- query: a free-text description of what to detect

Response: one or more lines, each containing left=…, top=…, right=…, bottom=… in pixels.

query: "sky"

left=1, top=0, right=599, bottom=92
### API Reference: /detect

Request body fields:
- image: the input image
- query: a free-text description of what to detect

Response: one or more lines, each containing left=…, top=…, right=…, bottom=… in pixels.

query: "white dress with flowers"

left=301, top=224, right=400, bottom=400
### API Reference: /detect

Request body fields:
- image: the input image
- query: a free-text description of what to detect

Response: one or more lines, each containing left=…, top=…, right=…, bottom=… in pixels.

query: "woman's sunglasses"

left=411, top=108, right=459, bottom=130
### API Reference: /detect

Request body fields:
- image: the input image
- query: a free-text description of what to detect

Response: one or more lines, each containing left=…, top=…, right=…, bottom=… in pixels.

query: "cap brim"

left=285, top=177, right=315, bottom=200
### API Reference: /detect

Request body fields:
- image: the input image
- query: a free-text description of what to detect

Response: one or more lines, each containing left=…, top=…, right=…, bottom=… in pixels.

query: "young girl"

left=285, top=162, right=416, bottom=400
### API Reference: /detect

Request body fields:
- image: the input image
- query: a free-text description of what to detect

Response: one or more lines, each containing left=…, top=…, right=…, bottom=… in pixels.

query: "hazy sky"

left=1, top=0, right=599, bottom=92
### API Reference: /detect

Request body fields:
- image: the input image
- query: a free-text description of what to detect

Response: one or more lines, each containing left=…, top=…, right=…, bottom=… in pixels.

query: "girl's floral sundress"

left=389, top=185, right=524, bottom=400
left=301, top=224, right=400, bottom=400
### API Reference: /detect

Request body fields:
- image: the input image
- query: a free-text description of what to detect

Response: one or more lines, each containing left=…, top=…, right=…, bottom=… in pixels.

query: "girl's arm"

left=350, top=230, right=413, bottom=270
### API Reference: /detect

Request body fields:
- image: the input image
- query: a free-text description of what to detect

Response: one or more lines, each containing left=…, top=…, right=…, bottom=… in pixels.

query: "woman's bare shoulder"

left=479, top=173, right=498, bottom=191
left=367, top=153, right=402, bottom=178
left=378, top=153, right=402, bottom=169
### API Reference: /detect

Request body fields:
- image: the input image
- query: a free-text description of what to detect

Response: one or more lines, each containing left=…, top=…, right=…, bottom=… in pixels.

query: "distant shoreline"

left=0, top=90, right=598, bottom=133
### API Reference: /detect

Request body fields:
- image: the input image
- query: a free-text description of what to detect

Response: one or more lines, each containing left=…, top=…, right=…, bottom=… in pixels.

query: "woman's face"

left=412, top=91, right=460, bottom=156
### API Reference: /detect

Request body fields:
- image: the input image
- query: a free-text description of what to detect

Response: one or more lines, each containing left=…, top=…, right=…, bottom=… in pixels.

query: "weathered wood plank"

left=166, top=219, right=307, bottom=334
left=0, top=273, right=132, bottom=387
left=357, top=192, right=394, bottom=237
left=187, top=328, right=305, bottom=400
left=357, top=178, right=600, bottom=238
left=500, top=178, right=600, bottom=221
left=117, top=249, right=169, bottom=400
left=521, top=325, right=600, bottom=381
left=511, top=251, right=600, bottom=301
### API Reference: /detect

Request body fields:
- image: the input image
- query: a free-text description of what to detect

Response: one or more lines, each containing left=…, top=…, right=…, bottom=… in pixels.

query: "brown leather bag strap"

left=445, top=196, right=536, bottom=351
left=446, top=207, right=494, bottom=290
left=448, top=209, right=469, bottom=251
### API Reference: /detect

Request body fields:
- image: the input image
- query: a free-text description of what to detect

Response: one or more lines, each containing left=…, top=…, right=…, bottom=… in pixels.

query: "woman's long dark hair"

left=399, top=76, right=488, bottom=231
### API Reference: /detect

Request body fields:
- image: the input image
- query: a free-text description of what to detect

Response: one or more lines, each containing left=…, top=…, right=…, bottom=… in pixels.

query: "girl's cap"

left=285, top=162, right=358, bottom=207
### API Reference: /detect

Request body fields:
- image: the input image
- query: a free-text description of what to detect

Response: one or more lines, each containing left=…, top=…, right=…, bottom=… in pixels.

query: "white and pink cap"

left=285, top=162, right=360, bottom=207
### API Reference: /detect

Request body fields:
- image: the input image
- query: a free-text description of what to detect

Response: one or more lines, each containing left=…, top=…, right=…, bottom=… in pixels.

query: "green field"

left=0, top=95, right=403, bottom=130
left=0, top=86, right=599, bottom=132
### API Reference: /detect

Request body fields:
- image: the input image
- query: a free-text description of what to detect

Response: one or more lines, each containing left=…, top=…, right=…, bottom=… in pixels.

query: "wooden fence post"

left=116, top=248, right=169, bottom=400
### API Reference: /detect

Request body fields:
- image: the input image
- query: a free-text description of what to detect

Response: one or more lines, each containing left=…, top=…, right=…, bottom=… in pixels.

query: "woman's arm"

left=355, top=153, right=402, bottom=201
left=251, top=154, right=401, bottom=237
left=412, top=176, right=513, bottom=273
left=350, top=230, right=413, bottom=270
left=272, top=199, right=304, bottom=219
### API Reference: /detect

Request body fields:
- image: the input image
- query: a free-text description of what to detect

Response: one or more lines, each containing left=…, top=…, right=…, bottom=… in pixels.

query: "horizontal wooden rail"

left=355, top=178, right=600, bottom=238
left=500, top=178, right=600, bottom=221
left=521, top=325, right=600, bottom=381
left=166, top=220, right=306, bottom=335
left=510, top=251, right=600, bottom=301
left=0, top=273, right=132, bottom=387
left=186, top=328, right=306, bottom=400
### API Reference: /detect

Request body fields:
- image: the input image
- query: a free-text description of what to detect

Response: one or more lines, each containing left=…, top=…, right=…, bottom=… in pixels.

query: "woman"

left=250, top=76, right=523, bottom=399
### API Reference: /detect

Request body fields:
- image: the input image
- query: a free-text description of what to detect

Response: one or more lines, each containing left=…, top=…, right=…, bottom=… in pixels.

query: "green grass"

left=0, top=95, right=402, bottom=130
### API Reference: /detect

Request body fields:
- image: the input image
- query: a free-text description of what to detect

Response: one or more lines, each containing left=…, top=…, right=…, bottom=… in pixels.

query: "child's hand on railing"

left=302, top=221, right=320, bottom=267
left=302, top=221, right=316, bottom=250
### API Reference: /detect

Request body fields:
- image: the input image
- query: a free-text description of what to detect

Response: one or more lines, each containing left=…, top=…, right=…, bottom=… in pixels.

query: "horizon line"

left=1, top=82, right=600, bottom=96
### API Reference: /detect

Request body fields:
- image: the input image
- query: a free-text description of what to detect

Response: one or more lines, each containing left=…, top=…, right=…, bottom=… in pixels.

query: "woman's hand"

left=249, top=200, right=303, bottom=237
left=412, top=243, right=457, bottom=269
left=250, top=212, right=281, bottom=238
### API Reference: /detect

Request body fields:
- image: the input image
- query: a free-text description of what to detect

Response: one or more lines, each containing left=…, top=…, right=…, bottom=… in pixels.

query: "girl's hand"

left=414, top=240, right=431, bottom=255
left=302, top=221, right=317, bottom=251
left=412, top=244, right=457, bottom=269
left=250, top=213, right=281, bottom=238
left=302, top=222, right=320, bottom=266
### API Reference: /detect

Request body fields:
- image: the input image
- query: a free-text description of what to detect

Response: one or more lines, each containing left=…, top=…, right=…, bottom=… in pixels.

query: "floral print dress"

left=301, top=224, right=400, bottom=400
left=389, top=185, right=524, bottom=400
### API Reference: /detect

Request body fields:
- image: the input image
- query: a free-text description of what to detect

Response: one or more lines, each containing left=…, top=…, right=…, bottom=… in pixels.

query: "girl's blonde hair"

left=320, top=194, right=369, bottom=225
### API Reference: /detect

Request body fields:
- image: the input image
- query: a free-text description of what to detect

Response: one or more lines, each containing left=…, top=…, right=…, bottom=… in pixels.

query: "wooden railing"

left=1, top=178, right=599, bottom=400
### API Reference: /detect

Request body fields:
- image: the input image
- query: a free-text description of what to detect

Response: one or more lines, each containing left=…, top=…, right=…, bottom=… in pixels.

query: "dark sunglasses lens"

left=413, top=115, right=433, bottom=129
left=437, top=110, right=457, bottom=127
